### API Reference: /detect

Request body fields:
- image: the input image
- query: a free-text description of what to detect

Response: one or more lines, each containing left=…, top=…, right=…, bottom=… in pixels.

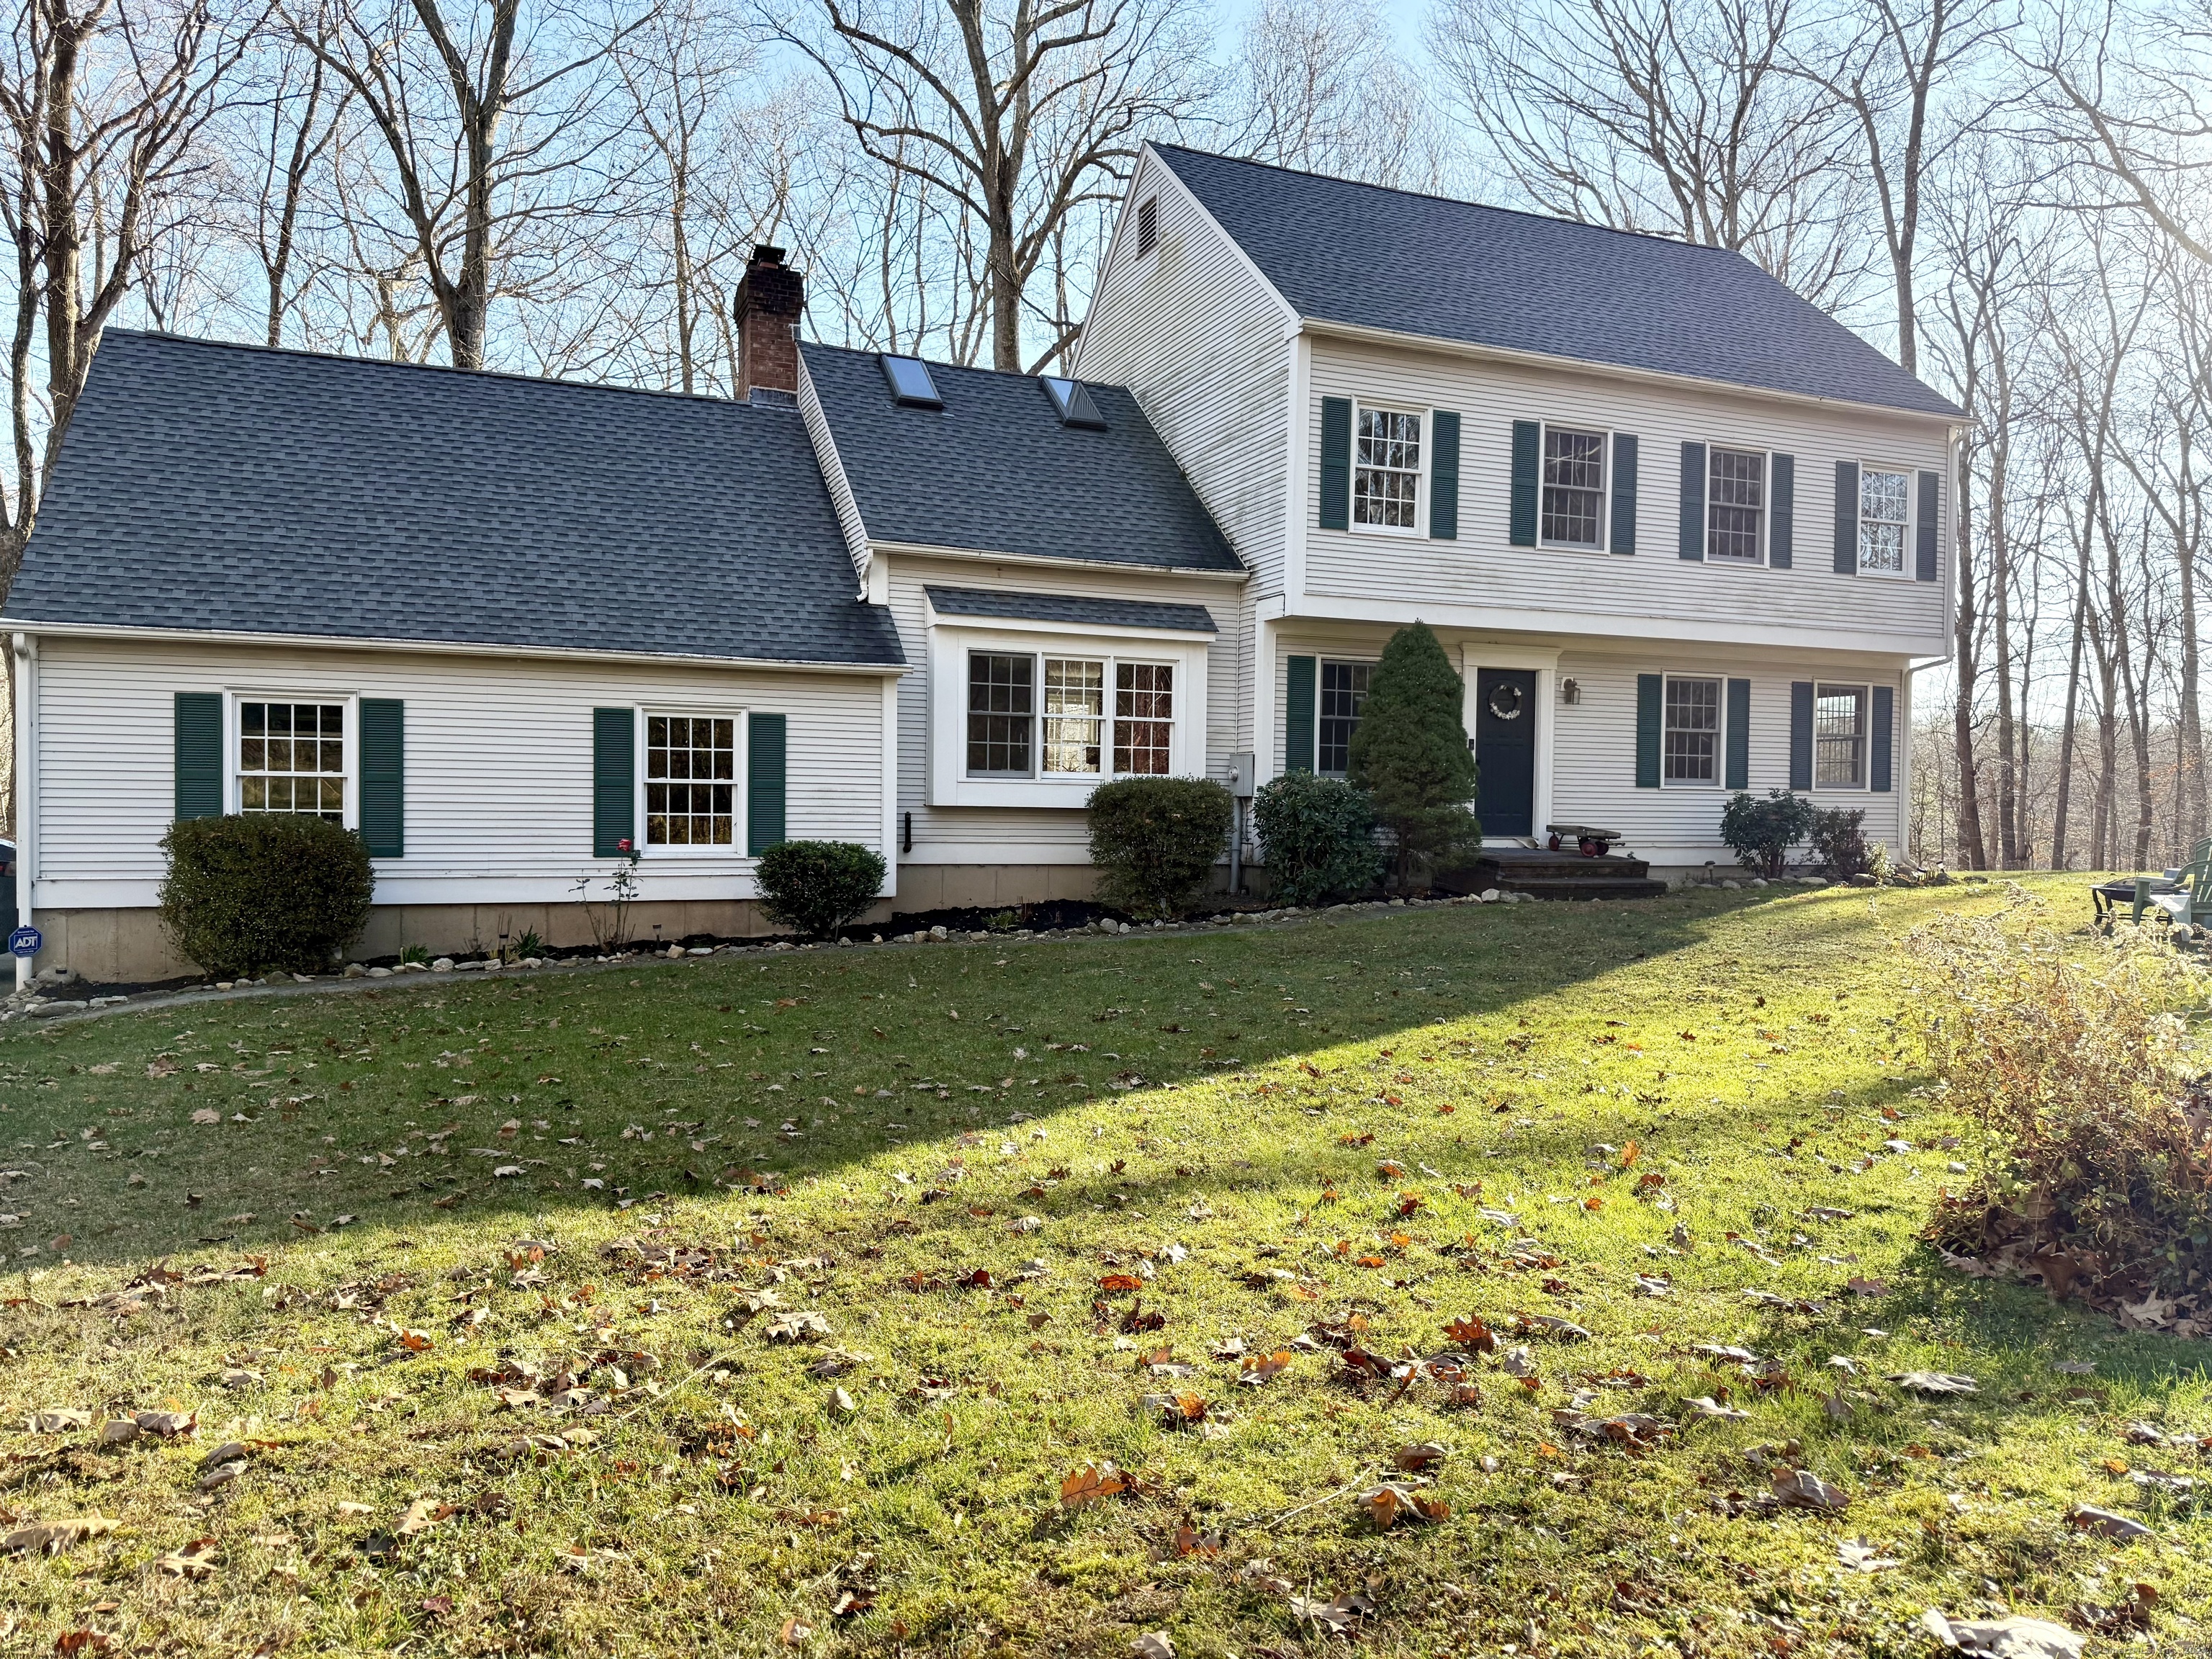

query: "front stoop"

left=1438, top=847, right=1671, bottom=902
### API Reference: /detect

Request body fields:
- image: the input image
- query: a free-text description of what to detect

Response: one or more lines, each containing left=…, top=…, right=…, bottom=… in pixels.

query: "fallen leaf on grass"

left=2070, top=1506, right=2152, bottom=1542
left=153, top=1538, right=219, bottom=1578
left=1290, top=1586, right=1378, bottom=1632
left=1772, top=1468, right=1848, bottom=1511
left=133, top=1411, right=194, bottom=1438
left=1839, top=1539, right=1901, bottom=1572
left=4, top=1517, right=118, bottom=1555
left=781, top=1616, right=814, bottom=1645
left=190, top=1109, right=222, bottom=1125
left=1922, top=1610, right=2086, bottom=1658
left=395, top=1499, right=454, bottom=1537
left=764, top=1311, right=832, bottom=1342
left=1393, top=1441, right=1449, bottom=1472
left=1140, top=1392, right=1208, bottom=1429
left=394, top=1328, right=436, bottom=1354
left=53, top=1633, right=112, bottom=1655
left=1237, top=1352, right=1292, bottom=1386
left=1133, top=1635, right=1174, bottom=1659
left=25, top=1408, right=89, bottom=1433
left=1891, top=1371, right=1978, bottom=1396
left=1060, top=1464, right=1128, bottom=1508
left=1171, top=1525, right=1222, bottom=1558
left=1443, top=1316, right=1497, bottom=1353
left=1361, top=1483, right=1449, bottom=1529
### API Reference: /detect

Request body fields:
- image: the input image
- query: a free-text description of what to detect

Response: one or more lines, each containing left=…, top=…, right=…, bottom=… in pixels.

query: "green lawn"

left=1, top=878, right=2205, bottom=1657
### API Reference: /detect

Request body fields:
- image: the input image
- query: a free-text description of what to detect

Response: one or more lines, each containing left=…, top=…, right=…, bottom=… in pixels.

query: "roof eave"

left=0, top=617, right=910, bottom=674
left=1295, top=315, right=1965, bottom=425
left=872, top=539, right=1248, bottom=580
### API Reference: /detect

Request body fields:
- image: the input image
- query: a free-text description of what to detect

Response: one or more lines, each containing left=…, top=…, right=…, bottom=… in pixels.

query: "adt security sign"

left=9, top=925, right=41, bottom=959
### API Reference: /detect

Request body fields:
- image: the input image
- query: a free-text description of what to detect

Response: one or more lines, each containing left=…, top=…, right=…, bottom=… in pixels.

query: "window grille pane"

left=1113, top=662, right=1174, bottom=774
left=1042, top=658, right=1103, bottom=774
left=644, top=712, right=737, bottom=844
left=1815, top=685, right=1866, bottom=788
left=1318, top=660, right=1372, bottom=776
left=1707, top=448, right=1764, bottom=562
left=1353, top=408, right=1422, bottom=529
left=237, top=701, right=345, bottom=822
left=1858, top=469, right=1910, bottom=572
left=1540, top=428, right=1606, bottom=547
left=1663, top=677, right=1721, bottom=782
left=966, top=653, right=1034, bottom=776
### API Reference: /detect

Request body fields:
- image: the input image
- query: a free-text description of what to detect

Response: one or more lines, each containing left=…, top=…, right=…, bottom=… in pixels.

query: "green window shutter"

left=1725, top=678, right=1750, bottom=790
left=1318, top=397, right=1351, bottom=531
left=1915, top=470, right=1939, bottom=582
left=174, top=692, right=223, bottom=821
left=1285, top=655, right=1316, bottom=774
left=1609, top=433, right=1637, bottom=554
left=1509, top=420, right=1539, bottom=546
left=1871, top=685, right=1895, bottom=791
left=592, top=706, right=635, bottom=857
left=1833, top=461, right=1859, bottom=575
left=1635, top=674, right=1662, bottom=788
left=1769, top=453, right=1794, bottom=568
left=1789, top=682, right=1814, bottom=791
left=1429, top=410, right=1460, bottom=540
left=359, top=698, right=405, bottom=858
left=747, top=711, right=787, bottom=855
left=1678, top=441, right=1705, bottom=559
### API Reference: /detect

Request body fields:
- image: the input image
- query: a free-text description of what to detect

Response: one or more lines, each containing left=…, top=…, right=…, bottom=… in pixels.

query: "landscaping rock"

left=1923, top=1611, right=2085, bottom=1658
left=431, top=958, right=455, bottom=972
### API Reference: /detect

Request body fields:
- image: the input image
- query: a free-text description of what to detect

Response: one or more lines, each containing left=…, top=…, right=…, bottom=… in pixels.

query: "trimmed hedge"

left=1087, top=776, right=1233, bottom=919
left=1720, top=789, right=1817, bottom=878
left=158, top=814, right=375, bottom=977
left=756, top=840, right=886, bottom=939
left=1251, top=773, right=1383, bottom=904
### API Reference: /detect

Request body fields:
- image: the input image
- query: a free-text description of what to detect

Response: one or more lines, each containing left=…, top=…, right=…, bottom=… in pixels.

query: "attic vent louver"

left=1040, top=376, right=1106, bottom=429
left=880, top=354, right=943, bottom=408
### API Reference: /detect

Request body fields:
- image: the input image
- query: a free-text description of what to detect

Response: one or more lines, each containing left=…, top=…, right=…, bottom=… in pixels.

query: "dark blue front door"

left=1474, top=668, right=1537, bottom=838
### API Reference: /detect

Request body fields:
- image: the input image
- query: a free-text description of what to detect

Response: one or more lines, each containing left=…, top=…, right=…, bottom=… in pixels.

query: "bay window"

left=963, top=649, right=1174, bottom=781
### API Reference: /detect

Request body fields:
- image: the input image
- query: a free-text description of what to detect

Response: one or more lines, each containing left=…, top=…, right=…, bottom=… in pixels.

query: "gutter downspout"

left=12, top=632, right=35, bottom=992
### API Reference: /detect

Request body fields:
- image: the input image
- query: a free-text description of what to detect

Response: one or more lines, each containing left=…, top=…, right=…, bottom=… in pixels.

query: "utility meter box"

left=1228, top=751, right=1256, bottom=799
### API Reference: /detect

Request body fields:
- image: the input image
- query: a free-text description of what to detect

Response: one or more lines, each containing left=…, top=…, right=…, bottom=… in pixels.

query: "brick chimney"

left=734, top=245, right=804, bottom=403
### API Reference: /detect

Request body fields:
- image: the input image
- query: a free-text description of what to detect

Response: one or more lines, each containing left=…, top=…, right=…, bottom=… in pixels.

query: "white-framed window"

left=1136, top=196, right=1159, bottom=258
left=236, top=698, right=348, bottom=821
left=1815, top=683, right=1869, bottom=788
left=1318, top=660, right=1372, bottom=777
left=1858, top=467, right=1910, bottom=575
left=1353, top=403, right=1423, bottom=531
left=1707, top=446, right=1766, bottom=563
left=1540, top=426, right=1607, bottom=549
left=1663, top=675, right=1723, bottom=785
left=644, top=713, right=737, bottom=847
left=963, top=649, right=1176, bottom=781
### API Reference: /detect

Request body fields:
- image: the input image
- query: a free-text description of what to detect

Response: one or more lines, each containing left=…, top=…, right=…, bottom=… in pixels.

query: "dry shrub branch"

left=1908, top=891, right=2212, bottom=1328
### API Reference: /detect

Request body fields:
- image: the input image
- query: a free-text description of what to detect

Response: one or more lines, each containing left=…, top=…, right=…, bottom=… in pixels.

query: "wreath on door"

left=1487, top=681, right=1525, bottom=722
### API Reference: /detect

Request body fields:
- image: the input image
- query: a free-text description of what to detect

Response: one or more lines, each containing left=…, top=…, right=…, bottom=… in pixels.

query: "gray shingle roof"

left=5, top=331, right=905, bottom=666
left=1151, top=145, right=1960, bottom=419
left=801, top=342, right=1244, bottom=572
left=924, top=585, right=1218, bottom=632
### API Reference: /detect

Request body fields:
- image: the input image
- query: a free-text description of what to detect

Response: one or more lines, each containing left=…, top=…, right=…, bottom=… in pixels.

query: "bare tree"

left=1786, top=0, right=1995, bottom=373
left=781, top=0, right=1208, bottom=372
left=0, top=0, right=256, bottom=580
left=1433, top=0, right=1870, bottom=307
left=1220, top=0, right=1447, bottom=191
left=275, top=0, right=650, bottom=370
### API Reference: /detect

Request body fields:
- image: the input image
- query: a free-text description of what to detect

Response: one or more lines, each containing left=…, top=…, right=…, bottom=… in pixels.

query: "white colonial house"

left=1, top=148, right=1959, bottom=984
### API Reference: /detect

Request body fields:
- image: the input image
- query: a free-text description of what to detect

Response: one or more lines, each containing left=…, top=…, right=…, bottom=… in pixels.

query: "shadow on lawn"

left=13, top=887, right=1887, bottom=1270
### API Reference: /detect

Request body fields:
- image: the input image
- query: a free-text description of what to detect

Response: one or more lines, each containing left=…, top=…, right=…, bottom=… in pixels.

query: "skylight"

left=879, top=354, right=943, bottom=408
left=1040, top=375, right=1106, bottom=429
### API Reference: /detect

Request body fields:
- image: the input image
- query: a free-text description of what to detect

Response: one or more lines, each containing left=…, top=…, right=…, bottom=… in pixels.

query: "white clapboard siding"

left=884, top=554, right=1246, bottom=863
left=32, top=637, right=891, bottom=909
left=797, top=354, right=872, bottom=581
left=1303, top=338, right=1952, bottom=652
left=1267, top=626, right=1908, bottom=866
left=1076, top=149, right=1292, bottom=598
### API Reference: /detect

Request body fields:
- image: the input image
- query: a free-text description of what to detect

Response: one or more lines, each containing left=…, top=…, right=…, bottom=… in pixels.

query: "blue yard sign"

left=9, top=925, right=41, bottom=958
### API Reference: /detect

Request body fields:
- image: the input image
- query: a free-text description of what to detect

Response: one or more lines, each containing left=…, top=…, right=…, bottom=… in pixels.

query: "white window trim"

left=1537, top=422, right=1611, bottom=554
left=927, top=618, right=1210, bottom=809
left=1316, top=655, right=1380, bottom=780
left=228, top=691, right=356, bottom=828
left=632, top=705, right=752, bottom=860
left=1702, top=443, right=1771, bottom=567
left=1349, top=400, right=1429, bottom=539
left=1855, top=462, right=1916, bottom=580
left=1810, top=680, right=1874, bottom=793
left=1659, top=672, right=1726, bottom=789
